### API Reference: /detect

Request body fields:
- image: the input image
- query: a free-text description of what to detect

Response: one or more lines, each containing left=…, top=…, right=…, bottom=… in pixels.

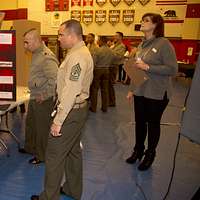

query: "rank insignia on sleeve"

left=70, top=63, right=81, bottom=81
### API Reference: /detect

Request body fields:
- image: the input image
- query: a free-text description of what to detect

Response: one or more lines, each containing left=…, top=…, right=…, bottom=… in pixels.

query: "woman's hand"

left=126, top=91, right=134, bottom=104
left=135, top=59, right=150, bottom=71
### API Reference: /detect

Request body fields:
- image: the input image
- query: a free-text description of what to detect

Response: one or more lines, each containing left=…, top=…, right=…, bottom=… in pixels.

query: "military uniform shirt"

left=54, top=41, right=94, bottom=126
left=28, top=43, right=59, bottom=100
left=111, top=42, right=126, bottom=65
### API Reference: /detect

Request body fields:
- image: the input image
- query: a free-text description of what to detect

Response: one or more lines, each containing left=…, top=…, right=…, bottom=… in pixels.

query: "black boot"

left=138, top=150, right=155, bottom=171
left=126, top=150, right=144, bottom=164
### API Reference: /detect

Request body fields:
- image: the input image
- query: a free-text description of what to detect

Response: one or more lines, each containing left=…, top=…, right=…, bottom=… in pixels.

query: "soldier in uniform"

left=18, top=29, right=58, bottom=164
left=109, top=32, right=126, bottom=106
left=90, top=36, right=115, bottom=112
left=31, top=20, right=93, bottom=200
left=85, top=32, right=98, bottom=55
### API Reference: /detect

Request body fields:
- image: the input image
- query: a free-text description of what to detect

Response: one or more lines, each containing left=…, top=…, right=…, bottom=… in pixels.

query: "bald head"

left=24, top=28, right=42, bottom=52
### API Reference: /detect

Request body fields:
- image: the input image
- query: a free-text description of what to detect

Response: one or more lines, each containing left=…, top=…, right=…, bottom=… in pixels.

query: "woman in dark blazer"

left=126, top=13, right=178, bottom=171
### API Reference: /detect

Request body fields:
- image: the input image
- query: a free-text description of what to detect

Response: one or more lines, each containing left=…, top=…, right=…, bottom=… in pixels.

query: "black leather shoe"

left=18, top=148, right=28, bottom=154
left=31, top=195, right=39, bottom=200
left=126, top=150, right=144, bottom=164
left=138, top=151, right=155, bottom=171
left=60, top=187, right=65, bottom=195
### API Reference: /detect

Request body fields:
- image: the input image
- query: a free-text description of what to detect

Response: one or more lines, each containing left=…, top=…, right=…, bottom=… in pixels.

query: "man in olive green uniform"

left=90, top=36, right=115, bottom=112
left=19, top=29, right=58, bottom=164
left=31, top=20, right=93, bottom=200
left=109, top=32, right=126, bottom=106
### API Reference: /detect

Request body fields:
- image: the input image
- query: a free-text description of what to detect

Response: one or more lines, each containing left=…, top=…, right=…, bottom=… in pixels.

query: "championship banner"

left=45, top=0, right=69, bottom=11
left=109, top=10, right=120, bottom=25
left=71, top=0, right=81, bottom=6
left=71, top=10, right=81, bottom=21
left=83, top=0, right=93, bottom=6
left=95, top=10, right=106, bottom=25
left=82, top=10, right=93, bottom=25
left=124, top=0, right=135, bottom=6
left=123, top=10, right=135, bottom=25
left=96, top=0, right=107, bottom=6
left=109, top=0, right=121, bottom=6
left=138, top=0, right=150, bottom=6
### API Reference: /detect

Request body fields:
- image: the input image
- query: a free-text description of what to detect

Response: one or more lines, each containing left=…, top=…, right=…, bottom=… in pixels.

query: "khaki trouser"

left=24, top=97, right=54, bottom=161
left=39, top=104, right=88, bottom=200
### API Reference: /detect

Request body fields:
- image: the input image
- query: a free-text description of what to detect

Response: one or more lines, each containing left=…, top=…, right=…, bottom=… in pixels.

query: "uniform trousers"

left=90, top=68, right=109, bottom=112
left=24, top=97, right=54, bottom=161
left=39, top=104, right=88, bottom=200
left=133, top=94, right=169, bottom=153
left=108, top=66, right=117, bottom=106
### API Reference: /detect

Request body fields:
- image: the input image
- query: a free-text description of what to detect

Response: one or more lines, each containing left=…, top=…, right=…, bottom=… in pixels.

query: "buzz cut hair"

left=61, top=19, right=83, bottom=38
left=116, top=31, right=123, bottom=38
left=23, top=28, right=38, bottom=37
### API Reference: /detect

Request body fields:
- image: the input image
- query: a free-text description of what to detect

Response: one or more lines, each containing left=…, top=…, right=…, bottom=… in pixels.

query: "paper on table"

left=123, top=56, right=148, bottom=87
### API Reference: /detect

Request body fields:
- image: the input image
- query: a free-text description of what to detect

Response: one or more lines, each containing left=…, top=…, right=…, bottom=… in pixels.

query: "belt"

left=73, top=101, right=87, bottom=109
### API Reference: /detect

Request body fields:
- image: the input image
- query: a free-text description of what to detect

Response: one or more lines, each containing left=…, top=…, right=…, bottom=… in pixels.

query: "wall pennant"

left=95, top=10, right=106, bottom=25
left=109, top=10, right=120, bottom=26
left=123, top=10, right=135, bottom=25
left=71, top=10, right=81, bottom=21
left=83, top=0, right=93, bottom=6
left=96, top=0, right=107, bottom=6
left=110, top=0, right=121, bottom=7
left=124, top=0, right=135, bottom=6
left=82, top=10, right=93, bottom=25
left=71, top=0, right=81, bottom=7
left=138, top=0, right=150, bottom=6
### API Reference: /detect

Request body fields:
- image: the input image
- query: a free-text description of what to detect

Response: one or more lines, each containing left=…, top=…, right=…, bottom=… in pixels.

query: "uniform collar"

left=68, top=41, right=85, bottom=53
left=33, top=42, right=45, bottom=54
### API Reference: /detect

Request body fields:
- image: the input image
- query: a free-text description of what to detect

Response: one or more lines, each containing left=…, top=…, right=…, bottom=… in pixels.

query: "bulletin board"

left=0, top=30, right=16, bottom=101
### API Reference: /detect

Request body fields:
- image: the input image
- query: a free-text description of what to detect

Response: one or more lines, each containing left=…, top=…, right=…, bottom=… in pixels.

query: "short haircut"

left=88, top=33, right=95, bottom=39
left=116, top=31, right=123, bottom=38
left=23, top=28, right=37, bottom=37
left=98, top=36, right=108, bottom=44
left=61, top=19, right=83, bottom=37
left=142, top=13, right=164, bottom=37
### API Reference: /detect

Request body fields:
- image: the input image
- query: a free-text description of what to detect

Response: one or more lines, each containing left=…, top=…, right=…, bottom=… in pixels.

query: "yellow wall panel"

left=0, top=0, right=17, bottom=9
left=182, top=19, right=200, bottom=40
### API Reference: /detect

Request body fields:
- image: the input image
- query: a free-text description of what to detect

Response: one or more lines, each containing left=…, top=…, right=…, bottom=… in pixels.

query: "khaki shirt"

left=93, top=44, right=115, bottom=69
left=29, top=43, right=59, bottom=100
left=54, top=41, right=94, bottom=126
left=111, top=42, right=126, bottom=65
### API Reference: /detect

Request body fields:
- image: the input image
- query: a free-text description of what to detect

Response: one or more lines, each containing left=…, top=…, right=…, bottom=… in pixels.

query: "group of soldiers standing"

left=86, top=31, right=128, bottom=113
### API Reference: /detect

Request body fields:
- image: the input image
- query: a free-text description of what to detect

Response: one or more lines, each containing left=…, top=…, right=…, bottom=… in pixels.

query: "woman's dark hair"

left=142, top=13, right=164, bottom=37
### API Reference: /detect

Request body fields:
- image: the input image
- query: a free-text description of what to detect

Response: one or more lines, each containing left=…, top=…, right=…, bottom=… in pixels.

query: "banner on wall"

left=96, top=0, right=107, bottom=6
left=71, top=0, right=81, bottom=6
left=82, top=10, right=93, bottom=25
left=110, top=0, right=121, bottom=7
left=45, top=0, right=69, bottom=11
left=71, top=10, right=81, bottom=21
left=124, top=0, right=135, bottom=6
left=83, top=0, right=93, bottom=6
left=109, top=10, right=120, bottom=25
left=123, top=10, right=135, bottom=25
left=95, top=10, right=106, bottom=25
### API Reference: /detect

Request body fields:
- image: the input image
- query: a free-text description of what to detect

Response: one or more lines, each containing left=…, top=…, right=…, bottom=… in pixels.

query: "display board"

left=0, top=30, right=16, bottom=100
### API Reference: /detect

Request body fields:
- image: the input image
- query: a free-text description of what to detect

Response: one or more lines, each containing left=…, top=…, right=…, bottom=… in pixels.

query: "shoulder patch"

left=69, top=63, right=81, bottom=81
